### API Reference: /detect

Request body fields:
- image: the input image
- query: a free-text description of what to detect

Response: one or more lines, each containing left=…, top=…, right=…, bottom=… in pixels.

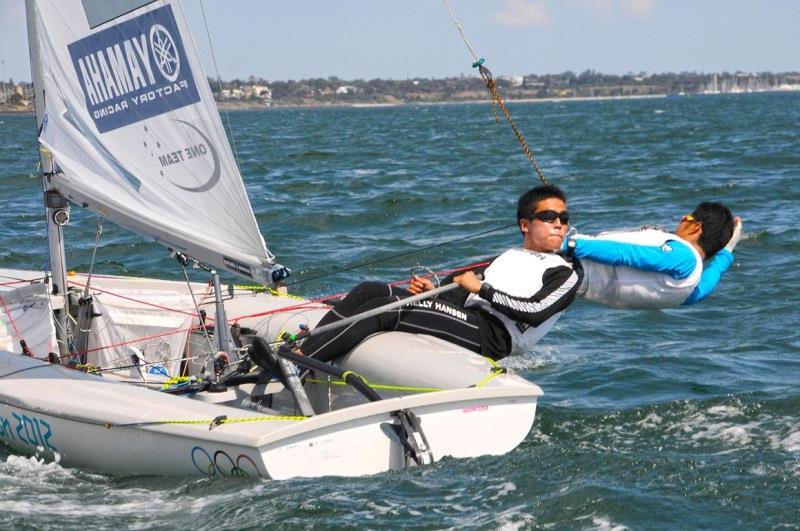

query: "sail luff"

left=26, top=0, right=70, bottom=357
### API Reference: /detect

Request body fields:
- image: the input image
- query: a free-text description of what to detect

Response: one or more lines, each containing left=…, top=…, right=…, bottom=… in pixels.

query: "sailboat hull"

left=0, top=351, right=539, bottom=479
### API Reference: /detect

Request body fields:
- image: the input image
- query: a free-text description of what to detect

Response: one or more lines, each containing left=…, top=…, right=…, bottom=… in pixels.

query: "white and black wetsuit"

left=301, top=249, right=580, bottom=362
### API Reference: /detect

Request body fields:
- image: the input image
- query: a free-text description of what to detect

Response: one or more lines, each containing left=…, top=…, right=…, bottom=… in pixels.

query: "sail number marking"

left=0, top=410, right=58, bottom=452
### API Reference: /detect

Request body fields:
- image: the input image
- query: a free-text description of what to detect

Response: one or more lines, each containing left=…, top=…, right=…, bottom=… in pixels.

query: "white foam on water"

left=0, top=454, right=75, bottom=482
left=352, top=169, right=379, bottom=177
left=0, top=494, right=180, bottom=517
left=589, top=516, right=629, bottom=530
left=636, top=412, right=662, bottom=428
left=768, top=423, right=800, bottom=453
left=492, top=505, right=536, bottom=531
left=188, top=489, right=259, bottom=514
left=502, top=347, right=558, bottom=371
left=692, top=422, right=756, bottom=446
left=706, top=405, right=742, bottom=417
left=666, top=404, right=761, bottom=448
left=365, top=499, right=398, bottom=516
left=487, top=481, right=517, bottom=501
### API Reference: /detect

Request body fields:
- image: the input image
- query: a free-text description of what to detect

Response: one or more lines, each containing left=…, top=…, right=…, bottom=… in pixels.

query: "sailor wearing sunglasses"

left=299, top=185, right=582, bottom=363
left=562, top=202, right=742, bottom=309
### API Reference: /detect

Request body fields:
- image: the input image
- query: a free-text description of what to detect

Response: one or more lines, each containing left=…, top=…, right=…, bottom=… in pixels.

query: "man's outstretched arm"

left=682, top=250, right=734, bottom=305
left=566, top=236, right=697, bottom=280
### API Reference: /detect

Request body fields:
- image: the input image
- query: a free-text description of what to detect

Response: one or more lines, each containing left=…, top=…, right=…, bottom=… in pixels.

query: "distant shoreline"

left=3, top=89, right=798, bottom=115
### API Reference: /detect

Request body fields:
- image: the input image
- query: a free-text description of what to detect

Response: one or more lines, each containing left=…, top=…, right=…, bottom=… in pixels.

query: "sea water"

left=1, top=93, right=798, bottom=529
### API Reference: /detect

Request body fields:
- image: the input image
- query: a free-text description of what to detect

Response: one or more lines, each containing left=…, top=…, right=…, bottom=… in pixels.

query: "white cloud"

left=493, top=0, right=552, bottom=28
left=569, top=0, right=656, bottom=18
left=619, top=0, right=656, bottom=17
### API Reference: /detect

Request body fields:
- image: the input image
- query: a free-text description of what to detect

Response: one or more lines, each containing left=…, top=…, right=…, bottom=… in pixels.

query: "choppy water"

left=1, top=93, right=799, bottom=529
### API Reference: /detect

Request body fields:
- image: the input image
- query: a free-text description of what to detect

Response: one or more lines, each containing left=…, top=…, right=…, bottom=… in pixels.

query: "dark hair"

left=692, top=201, right=734, bottom=257
left=517, top=185, right=567, bottom=222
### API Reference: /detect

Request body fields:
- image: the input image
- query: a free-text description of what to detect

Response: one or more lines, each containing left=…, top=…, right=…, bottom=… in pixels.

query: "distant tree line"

left=208, top=71, right=800, bottom=105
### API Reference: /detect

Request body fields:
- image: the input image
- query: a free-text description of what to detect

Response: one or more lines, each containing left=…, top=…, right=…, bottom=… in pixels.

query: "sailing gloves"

left=724, top=217, right=743, bottom=253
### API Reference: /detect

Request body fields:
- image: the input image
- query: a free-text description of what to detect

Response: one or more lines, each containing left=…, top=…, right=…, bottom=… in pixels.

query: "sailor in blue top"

left=561, top=202, right=742, bottom=309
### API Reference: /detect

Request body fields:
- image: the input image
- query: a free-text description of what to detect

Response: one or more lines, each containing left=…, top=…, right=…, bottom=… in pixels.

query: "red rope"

left=0, top=274, right=46, bottom=286
left=0, top=279, right=41, bottom=287
left=61, top=259, right=493, bottom=360
left=67, top=280, right=205, bottom=317
left=229, top=301, right=331, bottom=324
left=79, top=323, right=204, bottom=355
left=0, top=293, right=35, bottom=357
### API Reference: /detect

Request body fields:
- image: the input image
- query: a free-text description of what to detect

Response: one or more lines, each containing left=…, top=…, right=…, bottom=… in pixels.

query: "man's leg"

left=302, top=291, right=410, bottom=362
left=302, top=296, right=484, bottom=362
left=316, top=281, right=406, bottom=328
left=394, top=299, right=483, bottom=354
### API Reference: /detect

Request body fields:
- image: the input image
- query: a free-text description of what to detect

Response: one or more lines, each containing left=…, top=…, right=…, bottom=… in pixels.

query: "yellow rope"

left=161, top=376, right=191, bottom=389
left=475, top=368, right=505, bottom=388
left=305, top=377, right=442, bottom=394
left=232, top=284, right=307, bottom=300
left=218, top=415, right=306, bottom=424
left=106, top=415, right=307, bottom=429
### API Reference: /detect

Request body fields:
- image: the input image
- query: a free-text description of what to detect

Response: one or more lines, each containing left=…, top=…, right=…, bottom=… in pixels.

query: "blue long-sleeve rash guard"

left=569, top=237, right=734, bottom=305
left=682, top=249, right=734, bottom=305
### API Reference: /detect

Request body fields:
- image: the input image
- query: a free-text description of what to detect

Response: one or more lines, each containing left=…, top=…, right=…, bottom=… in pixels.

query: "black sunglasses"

left=528, top=210, right=570, bottom=224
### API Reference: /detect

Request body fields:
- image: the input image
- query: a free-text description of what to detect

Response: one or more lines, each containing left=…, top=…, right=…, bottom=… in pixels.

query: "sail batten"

left=32, top=0, right=275, bottom=282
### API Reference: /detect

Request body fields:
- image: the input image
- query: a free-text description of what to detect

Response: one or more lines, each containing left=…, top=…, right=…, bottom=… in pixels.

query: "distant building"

left=497, top=76, right=524, bottom=87
left=0, top=82, right=33, bottom=105
left=336, top=85, right=357, bottom=95
left=218, top=84, right=272, bottom=104
left=242, top=84, right=272, bottom=101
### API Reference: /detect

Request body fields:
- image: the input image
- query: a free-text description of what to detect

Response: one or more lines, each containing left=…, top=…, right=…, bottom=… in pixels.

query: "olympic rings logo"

left=191, top=446, right=262, bottom=478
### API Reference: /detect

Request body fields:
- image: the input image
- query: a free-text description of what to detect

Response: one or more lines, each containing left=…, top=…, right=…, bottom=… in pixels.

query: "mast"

left=25, top=0, right=70, bottom=359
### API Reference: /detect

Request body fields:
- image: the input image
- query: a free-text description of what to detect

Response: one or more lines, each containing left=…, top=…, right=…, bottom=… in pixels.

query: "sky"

left=1, top=0, right=798, bottom=83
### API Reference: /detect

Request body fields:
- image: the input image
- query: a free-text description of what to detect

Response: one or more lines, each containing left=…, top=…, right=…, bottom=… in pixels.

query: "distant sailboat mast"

left=25, top=0, right=69, bottom=358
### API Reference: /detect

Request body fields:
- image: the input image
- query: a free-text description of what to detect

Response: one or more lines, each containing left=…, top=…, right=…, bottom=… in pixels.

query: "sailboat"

left=0, top=0, right=542, bottom=479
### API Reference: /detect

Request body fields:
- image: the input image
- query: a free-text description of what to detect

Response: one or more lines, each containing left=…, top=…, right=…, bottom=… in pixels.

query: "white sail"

left=31, top=0, right=279, bottom=283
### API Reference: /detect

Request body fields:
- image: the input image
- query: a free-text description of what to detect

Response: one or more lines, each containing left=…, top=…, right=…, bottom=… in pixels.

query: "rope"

left=441, top=0, right=549, bottom=185
left=475, top=367, right=506, bottom=388
left=81, top=219, right=103, bottom=298
left=107, top=414, right=307, bottom=429
left=177, top=258, right=216, bottom=364
left=305, top=377, right=442, bottom=394
left=442, top=0, right=480, bottom=63
left=0, top=396, right=305, bottom=430
left=477, top=65, right=548, bottom=185
left=67, top=280, right=202, bottom=317
left=0, top=293, right=35, bottom=357
left=51, top=256, right=494, bottom=365
left=199, top=0, right=240, bottom=170
left=80, top=325, right=199, bottom=356
left=286, top=222, right=516, bottom=288
left=0, top=279, right=43, bottom=287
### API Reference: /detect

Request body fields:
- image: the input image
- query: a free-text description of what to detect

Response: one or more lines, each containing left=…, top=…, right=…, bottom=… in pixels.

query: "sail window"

left=81, top=0, right=157, bottom=29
